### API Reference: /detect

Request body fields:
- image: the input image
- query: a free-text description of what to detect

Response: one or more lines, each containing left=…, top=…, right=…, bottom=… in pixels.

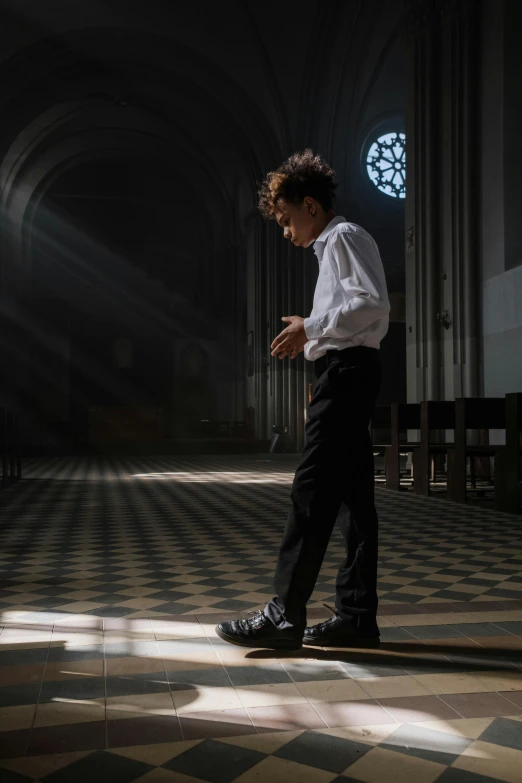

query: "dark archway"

left=0, top=27, right=282, bottom=448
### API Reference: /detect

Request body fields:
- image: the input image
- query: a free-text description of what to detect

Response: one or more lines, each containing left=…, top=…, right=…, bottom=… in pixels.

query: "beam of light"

left=0, top=200, right=240, bottom=387
left=130, top=470, right=294, bottom=483
left=50, top=698, right=102, bottom=706
left=0, top=610, right=517, bottom=752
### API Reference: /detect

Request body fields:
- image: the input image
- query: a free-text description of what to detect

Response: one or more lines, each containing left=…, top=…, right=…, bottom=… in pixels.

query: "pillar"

left=247, top=215, right=314, bottom=451
left=404, top=0, right=481, bottom=403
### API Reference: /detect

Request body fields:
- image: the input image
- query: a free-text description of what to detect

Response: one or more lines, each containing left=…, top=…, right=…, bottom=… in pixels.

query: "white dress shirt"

left=303, top=216, right=390, bottom=362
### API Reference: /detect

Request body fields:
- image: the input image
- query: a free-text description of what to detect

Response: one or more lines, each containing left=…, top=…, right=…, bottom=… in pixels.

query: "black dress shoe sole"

left=216, top=625, right=302, bottom=650
left=303, top=635, right=380, bottom=649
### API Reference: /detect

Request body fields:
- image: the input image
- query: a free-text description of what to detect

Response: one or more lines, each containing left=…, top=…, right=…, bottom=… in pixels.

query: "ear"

left=304, top=197, right=315, bottom=216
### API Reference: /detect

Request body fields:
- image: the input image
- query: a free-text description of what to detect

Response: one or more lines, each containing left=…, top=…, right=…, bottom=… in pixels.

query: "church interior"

left=1, top=1, right=522, bottom=781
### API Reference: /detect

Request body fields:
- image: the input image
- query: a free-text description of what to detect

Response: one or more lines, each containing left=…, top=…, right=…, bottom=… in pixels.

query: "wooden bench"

left=370, top=405, right=391, bottom=453
left=446, top=397, right=505, bottom=504
left=385, top=403, right=421, bottom=490
left=371, top=404, right=421, bottom=490
left=414, top=401, right=455, bottom=496
left=88, top=406, right=164, bottom=443
left=200, top=420, right=255, bottom=440
left=370, top=405, right=391, bottom=478
left=494, top=392, right=522, bottom=513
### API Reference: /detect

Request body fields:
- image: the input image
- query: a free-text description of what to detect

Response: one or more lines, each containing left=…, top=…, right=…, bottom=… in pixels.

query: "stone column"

left=248, top=215, right=311, bottom=450
left=254, top=217, right=269, bottom=439
left=404, top=0, right=481, bottom=403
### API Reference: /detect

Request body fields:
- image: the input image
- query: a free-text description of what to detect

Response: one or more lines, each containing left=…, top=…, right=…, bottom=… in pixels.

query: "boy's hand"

left=271, top=316, right=308, bottom=360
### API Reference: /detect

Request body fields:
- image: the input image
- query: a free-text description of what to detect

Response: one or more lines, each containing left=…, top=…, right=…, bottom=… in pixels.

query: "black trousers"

left=264, top=346, right=381, bottom=632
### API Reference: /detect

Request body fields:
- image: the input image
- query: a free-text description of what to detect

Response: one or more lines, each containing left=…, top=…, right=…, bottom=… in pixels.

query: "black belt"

left=314, top=346, right=378, bottom=369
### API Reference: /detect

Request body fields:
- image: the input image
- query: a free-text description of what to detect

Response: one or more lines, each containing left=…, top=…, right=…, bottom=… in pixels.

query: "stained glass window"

left=366, top=132, right=406, bottom=199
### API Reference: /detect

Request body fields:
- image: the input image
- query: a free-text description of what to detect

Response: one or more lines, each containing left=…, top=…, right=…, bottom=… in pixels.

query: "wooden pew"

left=446, top=397, right=505, bottom=504
left=370, top=405, right=391, bottom=442
left=495, top=392, right=522, bottom=513
left=370, top=405, right=391, bottom=478
left=200, top=415, right=255, bottom=441
left=1, top=408, right=7, bottom=489
left=13, top=411, right=21, bottom=482
left=385, top=403, right=421, bottom=490
left=371, top=404, right=421, bottom=490
left=414, top=401, right=455, bottom=496
left=1, top=408, right=22, bottom=489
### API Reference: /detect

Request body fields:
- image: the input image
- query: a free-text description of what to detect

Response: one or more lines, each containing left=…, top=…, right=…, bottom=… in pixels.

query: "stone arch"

left=0, top=25, right=286, bottom=439
left=0, top=25, right=284, bottom=291
left=1, top=101, right=222, bottom=270
left=0, top=26, right=282, bottom=191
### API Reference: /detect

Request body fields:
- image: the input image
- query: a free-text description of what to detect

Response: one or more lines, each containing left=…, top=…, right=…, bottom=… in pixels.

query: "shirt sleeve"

left=304, top=230, right=390, bottom=340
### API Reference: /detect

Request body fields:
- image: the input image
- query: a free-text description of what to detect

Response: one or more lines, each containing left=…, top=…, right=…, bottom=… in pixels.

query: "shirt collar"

left=313, top=215, right=346, bottom=262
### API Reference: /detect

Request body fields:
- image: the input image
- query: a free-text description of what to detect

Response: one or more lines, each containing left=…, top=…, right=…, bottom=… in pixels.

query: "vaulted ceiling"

left=0, top=0, right=404, bottom=241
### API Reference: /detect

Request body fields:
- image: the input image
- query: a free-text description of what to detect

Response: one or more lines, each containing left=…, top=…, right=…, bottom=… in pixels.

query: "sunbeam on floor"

left=0, top=455, right=521, bottom=782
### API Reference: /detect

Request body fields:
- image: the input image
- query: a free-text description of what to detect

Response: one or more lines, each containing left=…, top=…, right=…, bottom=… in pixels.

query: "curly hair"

left=258, top=149, right=337, bottom=219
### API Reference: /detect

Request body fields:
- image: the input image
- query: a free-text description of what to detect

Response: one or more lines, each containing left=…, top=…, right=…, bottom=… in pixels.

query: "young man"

left=216, top=149, right=390, bottom=649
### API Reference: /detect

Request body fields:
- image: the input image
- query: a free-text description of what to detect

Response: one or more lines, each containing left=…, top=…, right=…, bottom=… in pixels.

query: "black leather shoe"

left=216, top=611, right=302, bottom=649
left=304, top=611, right=380, bottom=648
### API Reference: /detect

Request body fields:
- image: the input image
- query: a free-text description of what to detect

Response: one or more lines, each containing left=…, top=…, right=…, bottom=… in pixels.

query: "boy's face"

left=274, top=197, right=318, bottom=248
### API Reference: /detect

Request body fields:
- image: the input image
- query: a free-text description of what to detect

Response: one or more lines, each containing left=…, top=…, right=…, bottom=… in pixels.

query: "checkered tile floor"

left=0, top=455, right=521, bottom=782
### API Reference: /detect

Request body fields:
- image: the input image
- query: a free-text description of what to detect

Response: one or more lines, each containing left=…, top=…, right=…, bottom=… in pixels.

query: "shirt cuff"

left=304, top=316, right=325, bottom=340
